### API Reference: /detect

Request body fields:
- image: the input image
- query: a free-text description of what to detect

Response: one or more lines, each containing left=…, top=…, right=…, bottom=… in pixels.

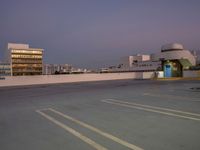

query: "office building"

left=5, top=43, right=43, bottom=76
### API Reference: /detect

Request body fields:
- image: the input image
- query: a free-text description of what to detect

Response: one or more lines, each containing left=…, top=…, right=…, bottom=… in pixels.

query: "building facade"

left=151, top=43, right=196, bottom=77
left=121, top=54, right=151, bottom=68
left=0, top=63, right=11, bottom=76
left=120, top=54, right=161, bottom=72
left=5, top=43, right=43, bottom=76
left=119, top=43, right=196, bottom=77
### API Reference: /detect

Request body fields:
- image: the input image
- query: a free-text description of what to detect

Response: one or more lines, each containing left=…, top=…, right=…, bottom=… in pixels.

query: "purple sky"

left=0, top=0, right=200, bottom=69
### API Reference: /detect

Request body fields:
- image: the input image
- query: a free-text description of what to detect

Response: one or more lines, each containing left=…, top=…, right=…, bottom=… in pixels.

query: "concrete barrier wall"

left=183, top=70, right=200, bottom=78
left=0, top=72, right=150, bottom=87
left=142, top=72, right=154, bottom=79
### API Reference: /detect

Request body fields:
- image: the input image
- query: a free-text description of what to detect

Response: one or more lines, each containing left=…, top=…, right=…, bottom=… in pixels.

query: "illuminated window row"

left=13, top=67, right=42, bottom=69
left=12, top=50, right=42, bottom=54
left=12, top=64, right=42, bottom=67
left=12, top=53, right=42, bottom=56
left=13, top=69, right=42, bottom=72
left=12, top=54, right=42, bottom=59
left=12, top=60, right=42, bottom=64
left=12, top=58, right=42, bottom=61
left=13, top=68, right=42, bottom=70
left=12, top=62, right=42, bottom=65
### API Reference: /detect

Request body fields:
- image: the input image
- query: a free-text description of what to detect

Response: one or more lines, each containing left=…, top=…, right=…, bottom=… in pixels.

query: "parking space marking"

left=103, top=99, right=200, bottom=117
left=48, top=108, right=144, bottom=150
left=36, top=110, right=108, bottom=150
left=102, top=99, right=200, bottom=122
left=143, top=93, right=200, bottom=102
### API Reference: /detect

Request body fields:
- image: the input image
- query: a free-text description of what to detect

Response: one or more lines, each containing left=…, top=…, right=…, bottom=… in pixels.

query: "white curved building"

left=151, top=43, right=196, bottom=77
left=161, top=43, right=184, bottom=51
left=120, top=43, right=196, bottom=77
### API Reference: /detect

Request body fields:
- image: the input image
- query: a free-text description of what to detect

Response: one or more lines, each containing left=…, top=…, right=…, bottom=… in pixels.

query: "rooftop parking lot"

left=0, top=79, right=200, bottom=150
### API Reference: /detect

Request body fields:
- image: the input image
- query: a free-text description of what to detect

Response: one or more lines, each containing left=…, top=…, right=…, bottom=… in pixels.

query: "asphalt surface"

left=0, top=79, right=200, bottom=150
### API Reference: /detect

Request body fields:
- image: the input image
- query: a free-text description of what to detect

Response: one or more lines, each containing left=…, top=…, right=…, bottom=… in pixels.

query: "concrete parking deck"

left=0, top=79, right=200, bottom=150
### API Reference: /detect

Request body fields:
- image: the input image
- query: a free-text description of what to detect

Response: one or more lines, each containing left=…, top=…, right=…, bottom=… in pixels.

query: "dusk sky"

left=0, top=0, right=200, bottom=69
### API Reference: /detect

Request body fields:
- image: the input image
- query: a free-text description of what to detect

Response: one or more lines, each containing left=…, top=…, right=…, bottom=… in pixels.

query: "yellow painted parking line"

left=143, top=93, right=200, bottom=102
left=36, top=110, right=108, bottom=150
left=102, top=100, right=200, bottom=122
left=48, top=108, right=144, bottom=150
left=103, top=99, right=200, bottom=117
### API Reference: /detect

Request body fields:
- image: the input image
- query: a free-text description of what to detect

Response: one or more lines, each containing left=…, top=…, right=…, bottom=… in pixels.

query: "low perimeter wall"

left=0, top=72, right=154, bottom=87
left=183, top=70, right=200, bottom=78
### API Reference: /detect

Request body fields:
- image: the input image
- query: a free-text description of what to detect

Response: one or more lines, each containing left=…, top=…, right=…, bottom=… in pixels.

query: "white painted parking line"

left=36, top=110, right=108, bottom=150
left=143, top=93, right=200, bottom=102
left=103, top=99, right=200, bottom=117
left=102, top=99, right=200, bottom=122
left=48, top=108, right=144, bottom=150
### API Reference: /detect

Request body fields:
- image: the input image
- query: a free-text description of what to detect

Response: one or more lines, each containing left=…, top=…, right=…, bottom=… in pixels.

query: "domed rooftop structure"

left=161, top=43, right=184, bottom=52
